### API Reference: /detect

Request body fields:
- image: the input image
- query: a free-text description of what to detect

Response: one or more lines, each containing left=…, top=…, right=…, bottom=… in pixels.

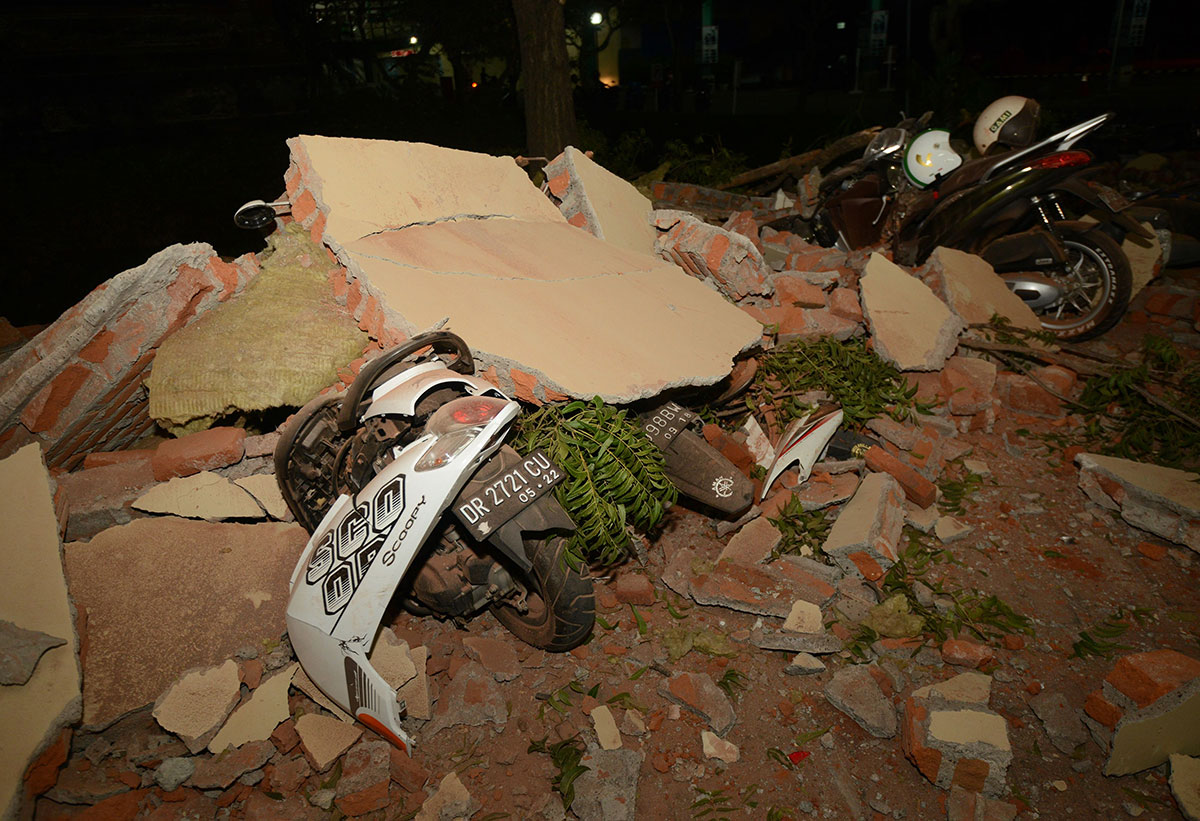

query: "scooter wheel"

left=491, top=536, right=594, bottom=652
left=1039, top=221, right=1132, bottom=341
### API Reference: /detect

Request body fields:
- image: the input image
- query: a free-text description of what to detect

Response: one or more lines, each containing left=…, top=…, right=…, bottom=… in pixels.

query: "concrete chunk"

left=208, top=662, right=296, bottom=753
left=545, top=146, right=657, bottom=256
left=64, top=517, right=306, bottom=727
left=860, top=252, right=965, bottom=371
left=825, top=665, right=897, bottom=738
left=152, top=659, right=242, bottom=754
left=296, top=713, right=362, bottom=773
left=414, top=771, right=479, bottom=821
left=1170, top=754, right=1200, bottom=821
left=0, top=619, right=66, bottom=686
left=1076, top=453, right=1200, bottom=551
left=0, top=445, right=82, bottom=821
left=924, top=247, right=1042, bottom=330
left=234, top=474, right=290, bottom=520
left=133, top=471, right=265, bottom=520
left=821, top=471, right=906, bottom=580
left=781, top=599, right=824, bottom=634
left=701, top=730, right=740, bottom=763
left=590, top=704, right=622, bottom=750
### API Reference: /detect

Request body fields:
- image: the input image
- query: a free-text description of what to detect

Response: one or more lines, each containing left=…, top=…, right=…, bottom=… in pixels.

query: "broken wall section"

left=0, top=245, right=259, bottom=469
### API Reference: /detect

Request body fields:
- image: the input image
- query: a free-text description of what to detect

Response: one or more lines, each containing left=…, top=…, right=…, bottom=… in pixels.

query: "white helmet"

left=904, top=129, right=962, bottom=188
left=974, top=96, right=1041, bottom=155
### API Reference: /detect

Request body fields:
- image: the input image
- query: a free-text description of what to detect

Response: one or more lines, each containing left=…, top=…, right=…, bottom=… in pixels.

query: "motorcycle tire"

left=1038, top=221, right=1132, bottom=341
left=491, top=536, right=594, bottom=652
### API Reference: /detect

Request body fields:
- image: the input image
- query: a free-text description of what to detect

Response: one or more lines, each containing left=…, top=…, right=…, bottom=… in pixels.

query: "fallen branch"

left=717, top=127, right=881, bottom=191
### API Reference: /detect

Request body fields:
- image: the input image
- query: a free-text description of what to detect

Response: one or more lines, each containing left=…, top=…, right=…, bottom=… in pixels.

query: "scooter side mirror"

left=233, top=199, right=289, bottom=230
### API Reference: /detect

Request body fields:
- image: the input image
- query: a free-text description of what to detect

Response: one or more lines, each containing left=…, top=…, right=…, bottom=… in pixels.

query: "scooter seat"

left=936, top=154, right=1012, bottom=197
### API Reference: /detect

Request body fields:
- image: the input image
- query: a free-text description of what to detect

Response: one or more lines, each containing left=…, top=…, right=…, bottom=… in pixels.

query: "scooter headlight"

left=415, top=396, right=512, bottom=471
left=426, top=396, right=509, bottom=435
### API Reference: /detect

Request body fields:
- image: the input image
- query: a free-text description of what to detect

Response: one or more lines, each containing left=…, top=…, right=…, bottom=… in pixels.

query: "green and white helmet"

left=904, top=129, right=962, bottom=188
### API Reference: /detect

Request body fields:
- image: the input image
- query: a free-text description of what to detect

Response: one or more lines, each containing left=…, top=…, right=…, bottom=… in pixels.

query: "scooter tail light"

left=1027, top=150, right=1091, bottom=170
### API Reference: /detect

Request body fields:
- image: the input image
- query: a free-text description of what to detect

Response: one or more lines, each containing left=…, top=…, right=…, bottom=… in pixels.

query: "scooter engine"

left=404, top=524, right=519, bottom=618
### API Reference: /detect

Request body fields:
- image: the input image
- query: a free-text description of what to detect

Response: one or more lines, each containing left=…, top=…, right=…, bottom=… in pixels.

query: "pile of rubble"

left=2, top=135, right=1199, bottom=820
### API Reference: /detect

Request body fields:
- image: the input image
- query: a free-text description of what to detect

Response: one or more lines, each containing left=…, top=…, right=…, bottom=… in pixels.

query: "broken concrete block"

left=152, top=659, right=242, bottom=754
left=906, top=501, right=939, bottom=533
left=941, top=639, right=995, bottom=669
left=1029, top=690, right=1089, bottom=755
left=398, top=645, right=431, bottom=720
left=1171, top=754, right=1200, bottom=821
left=784, top=653, right=827, bottom=676
left=860, top=252, right=965, bottom=371
left=995, top=372, right=1065, bottom=418
left=146, top=226, right=367, bottom=434
left=922, top=247, right=1042, bottom=330
left=782, top=600, right=823, bottom=634
left=718, top=516, right=780, bottom=565
left=653, top=209, right=773, bottom=301
left=64, top=517, right=306, bottom=727
left=825, top=665, right=897, bottom=738
left=590, top=704, right=622, bottom=750
left=821, top=471, right=906, bottom=580
left=133, top=471, right=265, bottom=520
left=291, top=135, right=761, bottom=404
left=0, top=620, right=66, bottom=686
left=296, top=713, right=362, bottom=772
left=722, top=210, right=764, bottom=254
left=1081, top=649, right=1200, bottom=775
left=0, top=244, right=257, bottom=470
left=571, top=744, right=642, bottom=821
left=0, top=445, right=82, bottom=820
left=701, top=730, right=739, bottom=763
left=659, top=672, right=735, bottom=735
left=415, top=770, right=480, bottom=821
left=903, top=672, right=1012, bottom=796
left=691, top=556, right=835, bottom=617
left=945, top=785, right=1018, bottom=821
left=369, top=628, right=418, bottom=690
left=935, top=515, right=974, bottom=544
left=1076, top=453, right=1200, bottom=552
left=208, top=662, right=296, bottom=753
left=545, top=146, right=657, bottom=256
left=188, top=738, right=275, bottom=790
left=750, top=628, right=842, bottom=655
left=233, top=474, right=290, bottom=520
left=793, top=471, right=860, bottom=511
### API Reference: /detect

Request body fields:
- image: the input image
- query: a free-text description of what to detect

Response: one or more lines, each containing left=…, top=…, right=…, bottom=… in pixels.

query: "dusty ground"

left=34, top=269, right=1200, bottom=821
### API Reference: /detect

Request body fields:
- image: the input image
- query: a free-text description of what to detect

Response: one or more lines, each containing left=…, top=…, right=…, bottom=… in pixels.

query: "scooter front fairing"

left=285, top=377, right=519, bottom=751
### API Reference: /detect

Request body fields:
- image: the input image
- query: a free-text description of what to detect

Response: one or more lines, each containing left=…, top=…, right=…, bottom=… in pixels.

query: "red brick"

left=543, top=385, right=570, bottom=403
left=209, top=257, right=244, bottom=300
left=703, top=233, right=732, bottom=276
left=951, top=758, right=990, bottom=793
left=567, top=212, right=589, bottom=228
left=1083, top=690, right=1123, bottom=729
left=1031, top=364, right=1076, bottom=395
left=722, top=211, right=763, bottom=253
left=942, top=638, right=996, bottom=669
left=1136, top=541, right=1168, bottom=561
left=864, top=446, right=937, bottom=508
left=829, top=288, right=863, bottom=322
left=389, top=746, right=430, bottom=793
left=309, top=210, right=327, bottom=245
left=152, top=426, right=246, bottom=481
left=1105, top=649, right=1200, bottom=709
left=848, top=550, right=884, bottom=581
left=78, top=331, right=116, bottom=364
left=775, top=275, right=826, bottom=308
left=21, top=364, right=93, bottom=433
left=329, top=270, right=349, bottom=303
left=23, top=728, right=71, bottom=800
left=509, top=368, right=540, bottom=405
left=82, top=449, right=154, bottom=470
left=998, top=372, right=1064, bottom=418
left=546, top=169, right=571, bottom=197
left=291, top=189, right=317, bottom=225
left=76, top=789, right=151, bottom=821
left=1095, top=473, right=1126, bottom=505
left=614, top=574, right=656, bottom=605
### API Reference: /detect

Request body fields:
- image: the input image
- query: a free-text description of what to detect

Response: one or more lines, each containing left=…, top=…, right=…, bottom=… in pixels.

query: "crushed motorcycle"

left=273, top=331, right=755, bottom=751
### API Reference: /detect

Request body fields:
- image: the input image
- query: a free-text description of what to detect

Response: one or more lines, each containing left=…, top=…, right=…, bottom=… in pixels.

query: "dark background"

left=3, top=0, right=1196, bottom=326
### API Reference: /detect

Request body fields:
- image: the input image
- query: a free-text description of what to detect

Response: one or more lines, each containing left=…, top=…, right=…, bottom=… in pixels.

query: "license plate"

left=1087, top=181, right=1131, bottom=212
left=641, top=401, right=698, bottom=448
left=453, top=449, right=564, bottom=540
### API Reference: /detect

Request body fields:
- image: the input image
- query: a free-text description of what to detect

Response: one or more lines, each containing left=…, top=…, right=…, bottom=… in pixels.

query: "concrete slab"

left=64, top=517, right=307, bottom=728
left=207, top=662, right=296, bottom=753
left=1076, top=453, right=1200, bottom=551
left=860, top=252, right=965, bottom=371
left=152, top=659, right=241, bottom=754
left=291, top=135, right=761, bottom=403
left=0, top=445, right=82, bottom=820
left=545, top=146, right=657, bottom=256
left=926, top=247, right=1042, bottom=330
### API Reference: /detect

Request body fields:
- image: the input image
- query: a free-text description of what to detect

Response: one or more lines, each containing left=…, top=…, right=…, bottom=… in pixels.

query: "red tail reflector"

left=1027, top=150, right=1091, bottom=170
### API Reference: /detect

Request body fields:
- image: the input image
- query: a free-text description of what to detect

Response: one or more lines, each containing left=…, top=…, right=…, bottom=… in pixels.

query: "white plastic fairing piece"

left=760, top=406, right=844, bottom=502
left=285, top=395, right=520, bottom=750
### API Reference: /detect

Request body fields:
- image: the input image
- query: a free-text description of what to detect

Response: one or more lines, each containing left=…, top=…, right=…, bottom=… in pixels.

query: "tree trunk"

left=511, top=0, right=578, bottom=158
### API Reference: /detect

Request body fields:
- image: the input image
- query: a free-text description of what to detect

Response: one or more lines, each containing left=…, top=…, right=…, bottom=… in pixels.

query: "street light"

left=589, top=11, right=603, bottom=26
left=409, top=35, right=418, bottom=45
